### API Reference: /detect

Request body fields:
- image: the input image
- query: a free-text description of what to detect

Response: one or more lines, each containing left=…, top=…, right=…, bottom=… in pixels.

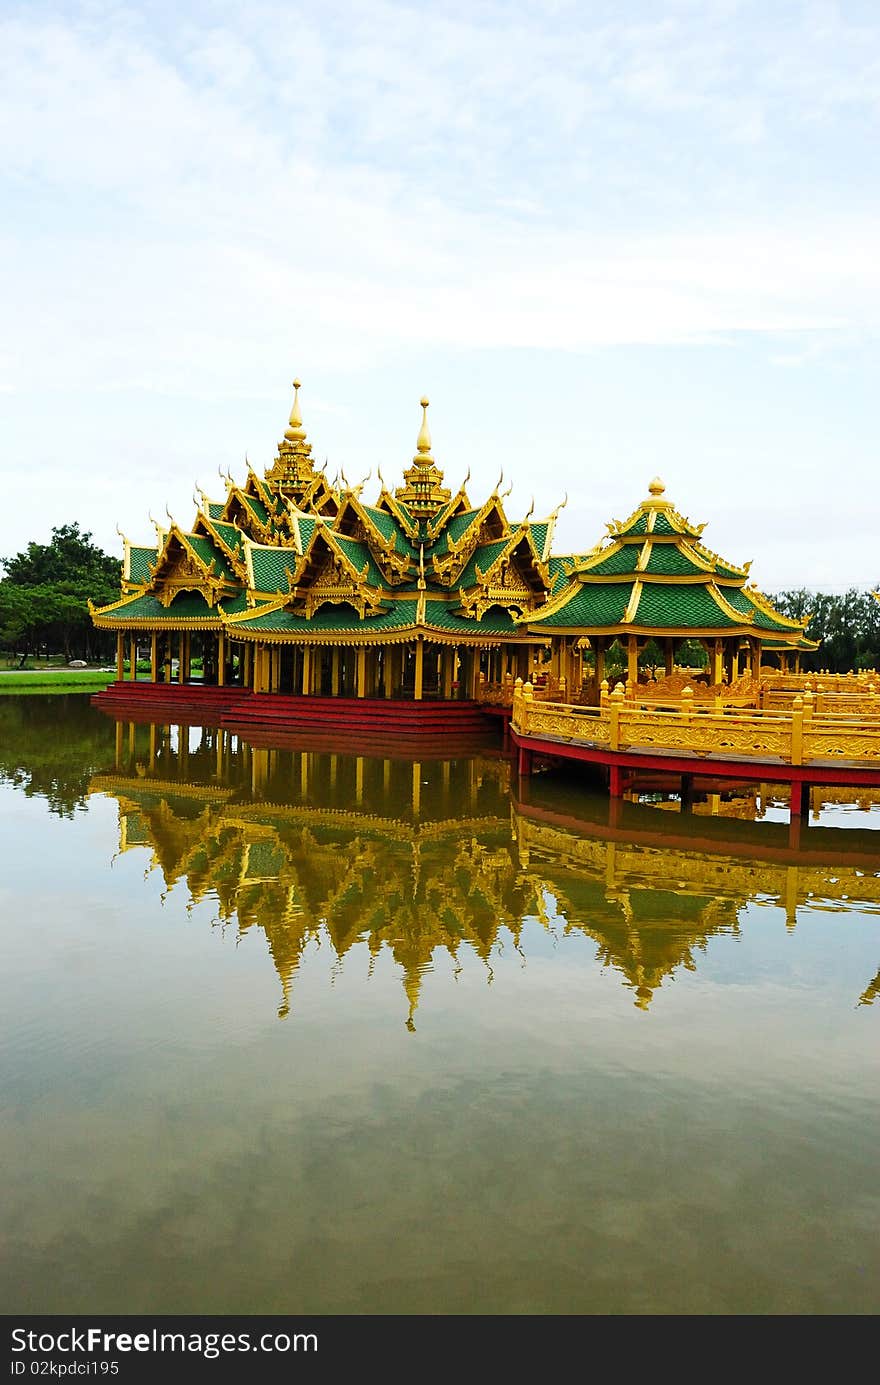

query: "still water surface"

left=1, top=694, right=879, bottom=1315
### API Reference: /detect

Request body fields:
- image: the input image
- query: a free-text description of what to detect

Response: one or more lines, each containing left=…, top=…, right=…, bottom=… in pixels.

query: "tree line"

left=1, top=523, right=879, bottom=672
left=0, top=523, right=121, bottom=665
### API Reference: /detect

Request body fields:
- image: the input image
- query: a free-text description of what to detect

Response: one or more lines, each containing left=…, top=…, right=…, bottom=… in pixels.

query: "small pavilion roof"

left=522, top=479, right=809, bottom=645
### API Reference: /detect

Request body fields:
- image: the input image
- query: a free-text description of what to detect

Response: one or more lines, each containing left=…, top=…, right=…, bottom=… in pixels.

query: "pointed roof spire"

left=414, top=396, right=432, bottom=462
left=264, top=376, right=320, bottom=498
left=284, top=378, right=307, bottom=445
left=395, top=393, right=451, bottom=519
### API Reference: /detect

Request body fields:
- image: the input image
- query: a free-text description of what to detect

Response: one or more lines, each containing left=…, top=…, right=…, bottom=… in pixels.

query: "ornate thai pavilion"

left=91, top=383, right=561, bottom=699
left=90, top=382, right=814, bottom=704
left=522, top=477, right=817, bottom=691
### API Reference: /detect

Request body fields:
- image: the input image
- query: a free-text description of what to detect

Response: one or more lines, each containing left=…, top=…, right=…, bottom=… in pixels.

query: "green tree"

left=0, top=523, right=121, bottom=664
left=770, top=587, right=880, bottom=673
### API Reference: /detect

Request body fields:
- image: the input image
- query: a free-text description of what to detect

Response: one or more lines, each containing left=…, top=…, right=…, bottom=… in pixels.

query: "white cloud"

left=0, top=2, right=878, bottom=585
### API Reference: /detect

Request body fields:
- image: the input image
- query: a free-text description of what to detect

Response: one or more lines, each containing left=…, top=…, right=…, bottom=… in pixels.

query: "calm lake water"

left=1, top=693, right=879, bottom=1315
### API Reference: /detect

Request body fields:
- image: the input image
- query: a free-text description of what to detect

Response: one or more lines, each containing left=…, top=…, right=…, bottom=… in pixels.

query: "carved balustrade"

left=511, top=681, right=880, bottom=767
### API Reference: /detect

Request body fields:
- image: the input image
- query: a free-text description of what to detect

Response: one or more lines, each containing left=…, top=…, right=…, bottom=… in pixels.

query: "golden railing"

left=511, top=682, right=880, bottom=767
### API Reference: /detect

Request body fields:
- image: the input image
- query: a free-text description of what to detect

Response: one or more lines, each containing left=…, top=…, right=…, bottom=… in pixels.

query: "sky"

left=1, top=0, right=879, bottom=595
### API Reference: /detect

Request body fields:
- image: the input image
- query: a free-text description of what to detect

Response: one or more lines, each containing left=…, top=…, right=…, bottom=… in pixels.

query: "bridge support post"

left=517, top=746, right=532, bottom=778
left=609, top=763, right=623, bottom=798
left=680, top=773, right=694, bottom=810
left=790, top=781, right=810, bottom=818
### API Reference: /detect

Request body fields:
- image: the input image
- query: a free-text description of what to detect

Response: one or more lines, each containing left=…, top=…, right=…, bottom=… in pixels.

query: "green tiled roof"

left=297, top=516, right=318, bottom=547
left=530, top=522, right=549, bottom=557
left=207, top=502, right=225, bottom=520
left=94, top=591, right=220, bottom=623
left=211, top=521, right=246, bottom=558
left=425, top=603, right=520, bottom=636
left=447, top=510, right=480, bottom=542
left=333, top=534, right=387, bottom=587
left=242, top=494, right=269, bottom=525
left=232, top=601, right=418, bottom=634
left=547, top=556, right=570, bottom=592
left=649, top=512, right=677, bottom=536
left=585, top=546, right=639, bottom=576
left=618, top=513, right=649, bottom=536
left=362, top=505, right=398, bottom=543
left=433, top=509, right=481, bottom=556
left=127, top=546, right=156, bottom=583
left=185, top=534, right=236, bottom=581
left=642, top=544, right=707, bottom=577
left=458, top=540, right=509, bottom=588
left=723, top=587, right=795, bottom=632
left=527, top=583, right=632, bottom=629
left=633, top=583, right=737, bottom=629
left=218, top=592, right=252, bottom=615
left=251, top=546, right=295, bottom=593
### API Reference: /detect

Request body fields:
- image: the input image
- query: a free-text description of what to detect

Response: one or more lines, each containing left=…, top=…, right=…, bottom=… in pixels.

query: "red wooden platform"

left=511, top=727, right=880, bottom=810
left=91, top=681, right=501, bottom=756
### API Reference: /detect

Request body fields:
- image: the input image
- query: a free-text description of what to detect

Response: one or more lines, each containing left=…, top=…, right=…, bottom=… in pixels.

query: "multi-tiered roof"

left=92, top=384, right=561, bottom=647
left=521, top=477, right=810, bottom=646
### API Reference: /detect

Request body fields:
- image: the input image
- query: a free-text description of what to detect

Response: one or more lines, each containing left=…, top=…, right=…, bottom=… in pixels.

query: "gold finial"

left=415, top=396, right=432, bottom=461
left=284, top=378, right=307, bottom=443
left=648, top=476, right=665, bottom=497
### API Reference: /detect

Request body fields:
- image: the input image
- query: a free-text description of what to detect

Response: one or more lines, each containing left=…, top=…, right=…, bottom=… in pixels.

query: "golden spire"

left=284, top=378, right=307, bottom=444
left=394, top=393, right=451, bottom=519
left=265, top=376, right=318, bottom=497
left=415, top=396, right=432, bottom=461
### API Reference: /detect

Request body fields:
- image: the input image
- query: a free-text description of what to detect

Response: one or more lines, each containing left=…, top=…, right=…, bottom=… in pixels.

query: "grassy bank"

left=0, top=669, right=116, bottom=694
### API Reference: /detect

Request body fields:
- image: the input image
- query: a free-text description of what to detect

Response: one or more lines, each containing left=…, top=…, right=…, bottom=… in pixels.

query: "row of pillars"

left=576, top=635, right=764, bottom=690
left=116, top=630, right=242, bottom=687
left=116, top=632, right=536, bottom=700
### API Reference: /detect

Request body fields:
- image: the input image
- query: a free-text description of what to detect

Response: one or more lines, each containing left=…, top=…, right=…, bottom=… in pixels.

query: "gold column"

left=217, top=632, right=226, bottom=687
left=357, top=646, right=366, bottom=698
left=712, top=639, right=724, bottom=686
left=149, top=722, right=158, bottom=769
left=302, top=646, right=312, bottom=695
left=150, top=633, right=158, bottom=682
left=470, top=650, right=481, bottom=698
left=177, top=632, right=186, bottom=684
left=442, top=648, right=453, bottom=698
left=412, top=762, right=421, bottom=819
left=116, top=632, right=124, bottom=681
left=414, top=639, right=424, bottom=700
left=732, top=644, right=740, bottom=680
left=114, top=719, right=123, bottom=766
left=595, top=638, right=606, bottom=688
left=129, top=633, right=137, bottom=681
left=383, top=646, right=393, bottom=698
left=355, top=756, right=364, bottom=804
left=627, top=635, right=638, bottom=688
left=331, top=648, right=340, bottom=696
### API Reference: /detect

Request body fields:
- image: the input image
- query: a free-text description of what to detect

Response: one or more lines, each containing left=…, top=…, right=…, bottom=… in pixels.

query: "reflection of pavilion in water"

left=90, top=719, right=880, bottom=1023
